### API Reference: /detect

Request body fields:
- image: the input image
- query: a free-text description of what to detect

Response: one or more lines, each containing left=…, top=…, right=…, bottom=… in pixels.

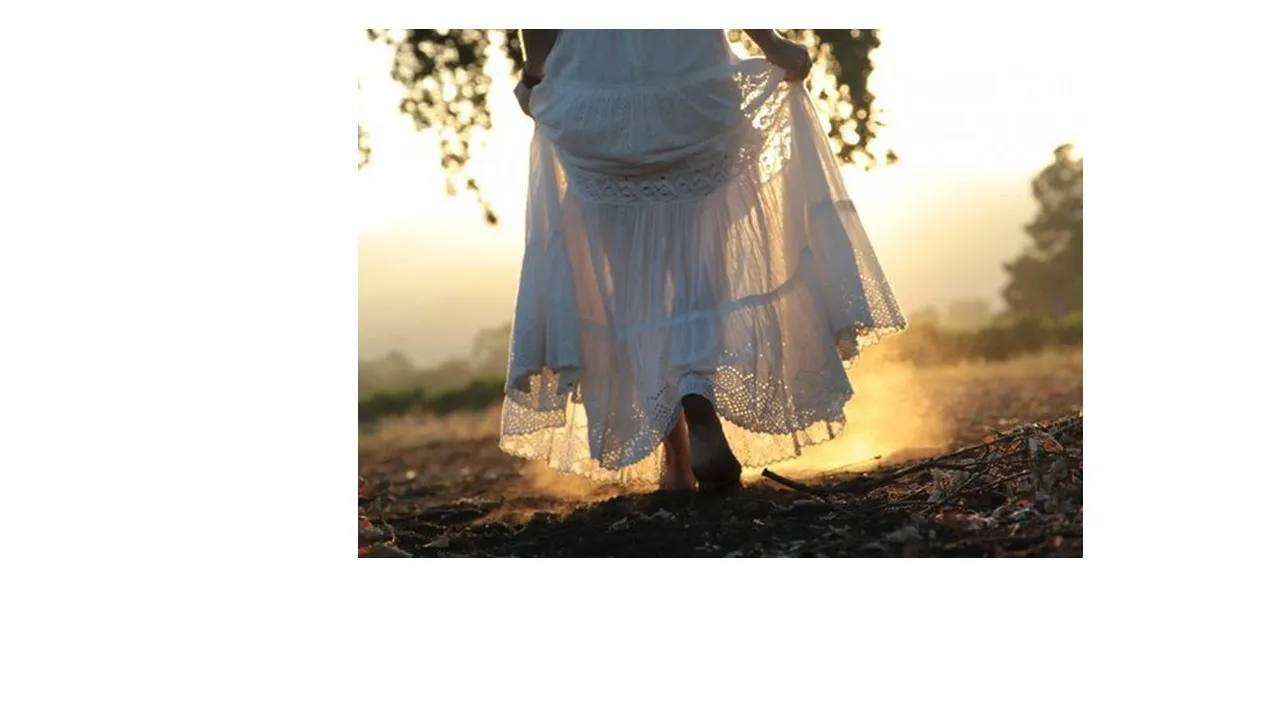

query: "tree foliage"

left=361, top=29, right=893, bottom=224
left=1002, top=145, right=1083, bottom=317
left=358, top=123, right=370, bottom=170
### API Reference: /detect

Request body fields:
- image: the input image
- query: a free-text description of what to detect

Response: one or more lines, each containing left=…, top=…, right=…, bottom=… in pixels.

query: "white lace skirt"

left=499, top=31, right=906, bottom=483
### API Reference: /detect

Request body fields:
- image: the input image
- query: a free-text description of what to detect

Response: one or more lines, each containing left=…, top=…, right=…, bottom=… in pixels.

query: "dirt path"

left=359, top=351, right=1083, bottom=557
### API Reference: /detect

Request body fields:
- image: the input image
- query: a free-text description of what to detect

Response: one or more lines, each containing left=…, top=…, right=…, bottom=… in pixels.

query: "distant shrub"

left=358, top=386, right=429, bottom=425
left=359, top=378, right=505, bottom=426
left=423, top=378, right=506, bottom=415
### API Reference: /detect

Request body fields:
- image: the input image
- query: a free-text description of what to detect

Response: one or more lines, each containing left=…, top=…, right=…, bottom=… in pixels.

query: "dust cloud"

left=360, top=355, right=963, bottom=498
left=767, top=356, right=955, bottom=477
left=511, top=354, right=959, bottom=496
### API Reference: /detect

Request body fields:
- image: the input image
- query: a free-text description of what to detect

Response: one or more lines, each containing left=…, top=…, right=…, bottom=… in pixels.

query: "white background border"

left=3, top=2, right=1276, bottom=701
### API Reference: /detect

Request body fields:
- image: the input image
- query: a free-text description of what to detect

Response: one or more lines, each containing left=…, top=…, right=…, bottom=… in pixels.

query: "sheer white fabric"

left=499, top=30, right=906, bottom=483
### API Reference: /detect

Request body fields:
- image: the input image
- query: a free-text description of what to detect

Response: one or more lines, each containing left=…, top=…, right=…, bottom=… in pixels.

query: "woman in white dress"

left=501, top=30, right=906, bottom=493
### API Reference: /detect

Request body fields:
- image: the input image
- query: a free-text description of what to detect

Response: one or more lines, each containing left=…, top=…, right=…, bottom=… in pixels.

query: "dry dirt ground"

left=359, top=350, right=1083, bottom=557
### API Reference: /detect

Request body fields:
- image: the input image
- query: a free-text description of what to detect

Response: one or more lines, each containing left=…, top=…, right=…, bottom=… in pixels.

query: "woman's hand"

left=514, top=82, right=533, bottom=118
left=515, top=30, right=557, bottom=119
left=514, top=69, right=541, bottom=118
left=763, top=36, right=812, bottom=82
left=746, top=30, right=813, bottom=82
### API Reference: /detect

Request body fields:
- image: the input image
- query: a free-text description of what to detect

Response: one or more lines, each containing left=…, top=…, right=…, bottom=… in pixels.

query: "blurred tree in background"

left=1003, top=145, right=1083, bottom=317
left=946, top=300, right=994, bottom=330
left=360, top=29, right=893, bottom=224
left=359, top=323, right=513, bottom=400
left=358, top=350, right=417, bottom=398
left=910, top=306, right=942, bottom=328
left=469, top=322, right=514, bottom=379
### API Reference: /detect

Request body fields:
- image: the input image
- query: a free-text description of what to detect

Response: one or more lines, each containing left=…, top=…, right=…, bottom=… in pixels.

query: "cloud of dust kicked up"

left=766, top=354, right=955, bottom=477
left=515, top=352, right=958, bottom=498
left=361, top=355, right=958, bottom=500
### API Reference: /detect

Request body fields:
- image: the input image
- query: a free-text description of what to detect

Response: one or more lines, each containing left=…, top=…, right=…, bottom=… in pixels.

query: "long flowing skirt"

left=499, top=30, right=906, bottom=483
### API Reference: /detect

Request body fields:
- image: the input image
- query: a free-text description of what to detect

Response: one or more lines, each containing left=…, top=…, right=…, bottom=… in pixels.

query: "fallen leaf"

left=1040, top=434, right=1065, bottom=453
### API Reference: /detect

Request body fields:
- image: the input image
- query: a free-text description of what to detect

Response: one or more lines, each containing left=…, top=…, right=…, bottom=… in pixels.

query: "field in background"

left=358, top=313, right=1083, bottom=427
left=360, top=348, right=1081, bottom=460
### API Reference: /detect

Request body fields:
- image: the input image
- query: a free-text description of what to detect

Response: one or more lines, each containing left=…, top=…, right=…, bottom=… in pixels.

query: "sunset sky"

left=357, top=28, right=1085, bottom=365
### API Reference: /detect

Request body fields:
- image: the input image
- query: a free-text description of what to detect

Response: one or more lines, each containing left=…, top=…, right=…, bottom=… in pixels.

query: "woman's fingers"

left=769, top=41, right=811, bottom=82
left=514, top=82, right=533, bottom=117
left=785, top=57, right=811, bottom=82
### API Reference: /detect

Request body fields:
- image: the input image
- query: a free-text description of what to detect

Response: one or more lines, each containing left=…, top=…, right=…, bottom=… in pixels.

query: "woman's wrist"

left=520, top=65, right=544, bottom=88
